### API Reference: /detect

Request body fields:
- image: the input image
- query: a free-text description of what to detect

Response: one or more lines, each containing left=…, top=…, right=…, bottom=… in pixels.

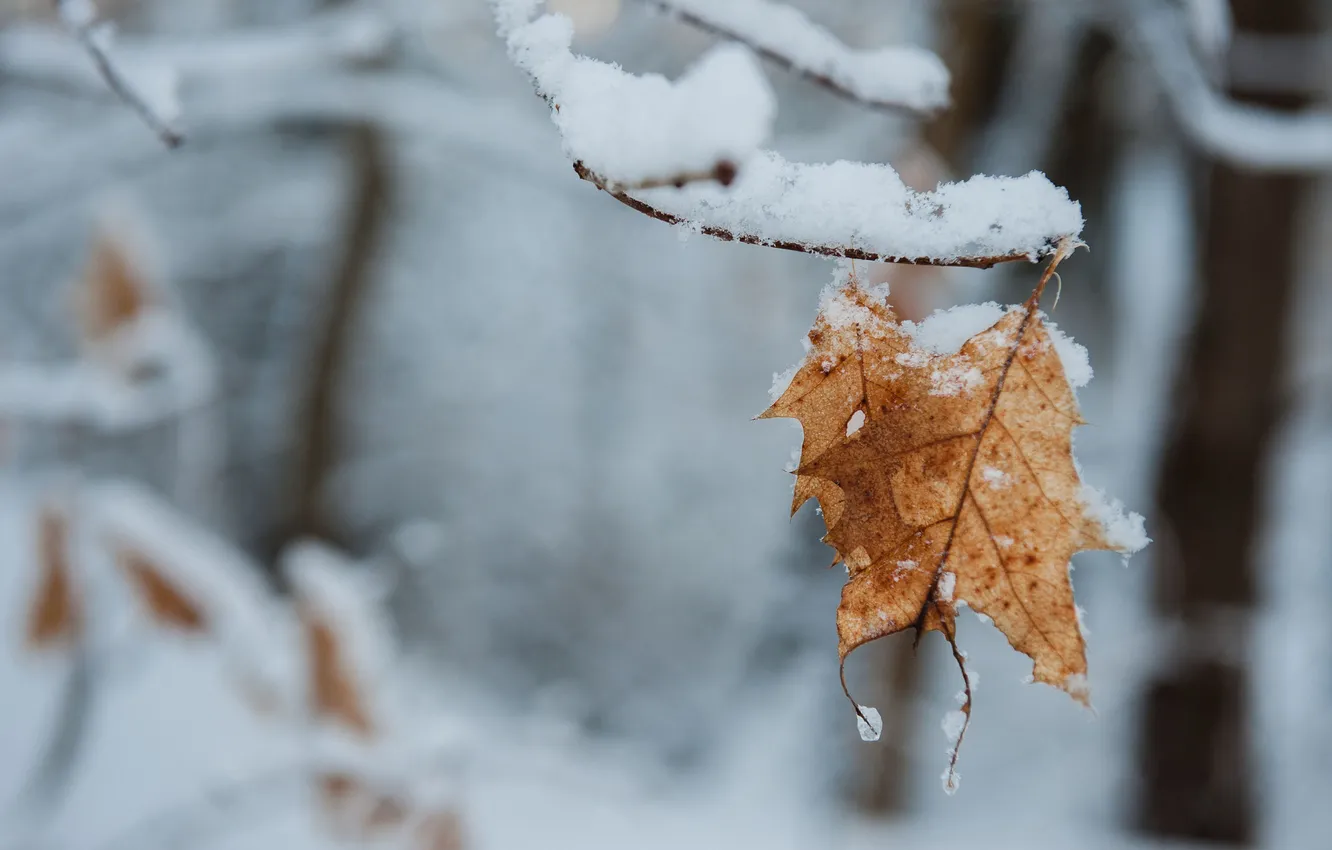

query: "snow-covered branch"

left=500, top=5, right=775, bottom=190
left=646, top=0, right=950, bottom=114
left=1115, top=0, right=1332, bottom=171
left=53, top=0, right=183, bottom=147
left=3, top=5, right=396, bottom=102
left=577, top=157, right=1081, bottom=267
left=495, top=0, right=1082, bottom=266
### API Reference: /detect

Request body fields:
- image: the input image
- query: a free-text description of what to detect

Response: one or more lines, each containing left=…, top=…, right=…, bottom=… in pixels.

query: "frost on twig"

left=647, top=0, right=950, bottom=114
left=495, top=0, right=1083, bottom=267
left=55, top=0, right=183, bottom=147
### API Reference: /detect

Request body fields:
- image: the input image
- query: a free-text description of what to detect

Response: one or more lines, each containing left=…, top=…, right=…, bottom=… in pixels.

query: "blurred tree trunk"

left=268, top=122, right=391, bottom=565
left=1135, top=0, right=1314, bottom=842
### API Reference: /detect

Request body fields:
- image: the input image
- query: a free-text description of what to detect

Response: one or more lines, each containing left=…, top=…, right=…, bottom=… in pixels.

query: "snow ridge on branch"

left=494, top=0, right=1083, bottom=267
left=647, top=0, right=951, bottom=114
left=55, top=0, right=183, bottom=147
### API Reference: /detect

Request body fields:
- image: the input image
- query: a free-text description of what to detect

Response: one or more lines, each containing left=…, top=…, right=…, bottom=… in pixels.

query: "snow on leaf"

left=286, top=541, right=396, bottom=739
left=761, top=244, right=1146, bottom=789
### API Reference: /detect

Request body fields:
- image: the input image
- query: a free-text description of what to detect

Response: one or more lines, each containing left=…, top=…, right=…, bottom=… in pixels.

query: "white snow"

left=981, top=467, right=1010, bottom=489
left=937, top=571, right=956, bottom=603
left=58, top=0, right=98, bottom=29
left=855, top=704, right=882, bottom=742
left=495, top=0, right=775, bottom=186
left=941, top=709, right=967, bottom=744
left=1044, top=318, right=1093, bottom=388
left=767, top=363, right=798, bottom=402
left=928, top=363, right=984, bottom=397
left=640, top=156, right=1083, bottom=263
left=905, top=302, right=1009, bottom=354
left=1078, top=483, right=1150, bottom=554
left=657, top=0, right=950, bottom=112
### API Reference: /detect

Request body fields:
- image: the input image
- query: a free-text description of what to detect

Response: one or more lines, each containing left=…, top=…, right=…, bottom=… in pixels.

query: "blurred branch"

left=281, top=124, right=391, bottom=553
left=1113, top=0, right=1332, bottom=171
left=643, top=0, right=949, bottom=114
left=5, top=5, right=396, bottom=98
left=51, top=0, right=182, bottom=147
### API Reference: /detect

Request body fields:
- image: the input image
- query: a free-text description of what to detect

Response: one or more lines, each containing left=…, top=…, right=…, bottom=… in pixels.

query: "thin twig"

left=54, top=0, right=183, bottom=148
left=572, top=161, right=1045, bottom=269
left=644, top=0, right=942, bottom=115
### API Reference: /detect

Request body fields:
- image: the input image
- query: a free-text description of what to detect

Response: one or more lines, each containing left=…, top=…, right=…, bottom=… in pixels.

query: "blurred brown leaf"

left=302, top=607, right=374, bottom=737
left=416, top=809, right=466, bottom=850
left=117, top=548, right=208, bottom=632
left=78, top=232, right=151, bottom=343
left=362, top=793, right=409, bottom=833
left=25, top=505, right=81, bottom=649
left=763, top=252, right=1124, bottom=785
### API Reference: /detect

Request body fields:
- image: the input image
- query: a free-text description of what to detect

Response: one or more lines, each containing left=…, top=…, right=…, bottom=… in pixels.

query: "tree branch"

left=644, top=0, right=950, bottom=115
left=53, top=0, right=183, bottom=147
left=1113, top=0, right=1332, bottom=171
left=572, top=161, right=1042, bottom=269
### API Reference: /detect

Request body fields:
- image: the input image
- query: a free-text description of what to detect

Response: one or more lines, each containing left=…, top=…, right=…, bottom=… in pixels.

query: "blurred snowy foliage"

left=1, top=1, right=1330, bottom=848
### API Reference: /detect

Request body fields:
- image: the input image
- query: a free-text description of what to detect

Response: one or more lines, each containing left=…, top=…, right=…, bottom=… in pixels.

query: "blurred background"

left=1, top=0, right=1330, bottom=848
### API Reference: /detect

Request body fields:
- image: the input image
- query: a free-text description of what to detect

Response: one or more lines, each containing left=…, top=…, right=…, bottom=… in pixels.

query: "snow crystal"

left=1044, top=318, right=1093, bottom=388
left=660, top=0, right=950, bottom=112
left=905, top=302, right=1007, bottom=355
left=936, top=571, right=955, bottom=602
left=941, top=766, right=961, bottom=795
left=844, top=409, right=865, bottom=436
left=855, top=704, right=882, bottom=742
left=497, top=1, right=775, bottom=186
left=1073, top=605, right=1089, bottom=638
left=1064, top=673, right=1092, bottom=706
left=941, top=709, right=967, bottom=744
left=928, top=363, right=983, bottom=397
left=982, top=466, right=1010, bottom=489
left=767, top=363, right=798, bottom=402
left=640, top=156, right=1083, bottom=263
left=1079, top=483, right=1150, bottom=554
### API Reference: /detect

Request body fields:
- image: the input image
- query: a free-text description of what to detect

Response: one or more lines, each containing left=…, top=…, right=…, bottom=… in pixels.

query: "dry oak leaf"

left=301, top=604, right=375, bottom=738
left=25, top=505, right=81, bottom=649
left=762, top=247, right=1146, bottom=789
left=78, top=231, right=153, bottom=344
left=117, top=547, right=209, bottom=633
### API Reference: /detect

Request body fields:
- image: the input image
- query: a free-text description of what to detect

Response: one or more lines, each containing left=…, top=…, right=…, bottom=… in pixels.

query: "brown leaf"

left=25, top=505, right=81, bottom=649
left=302, top=605, right=374, bottom=737
left=764, top=245, right=1140, bottom=787
left=315, top=771, right=362, bottom=812
left=415, top=809, right=466, bottom=850
left=313, top=771, right=368, bottom=837
left=362, top=793, right=409, bottom=833
left=78, top=232, right=151, bottom=343
left=117, top=548, right=208, bottom=632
